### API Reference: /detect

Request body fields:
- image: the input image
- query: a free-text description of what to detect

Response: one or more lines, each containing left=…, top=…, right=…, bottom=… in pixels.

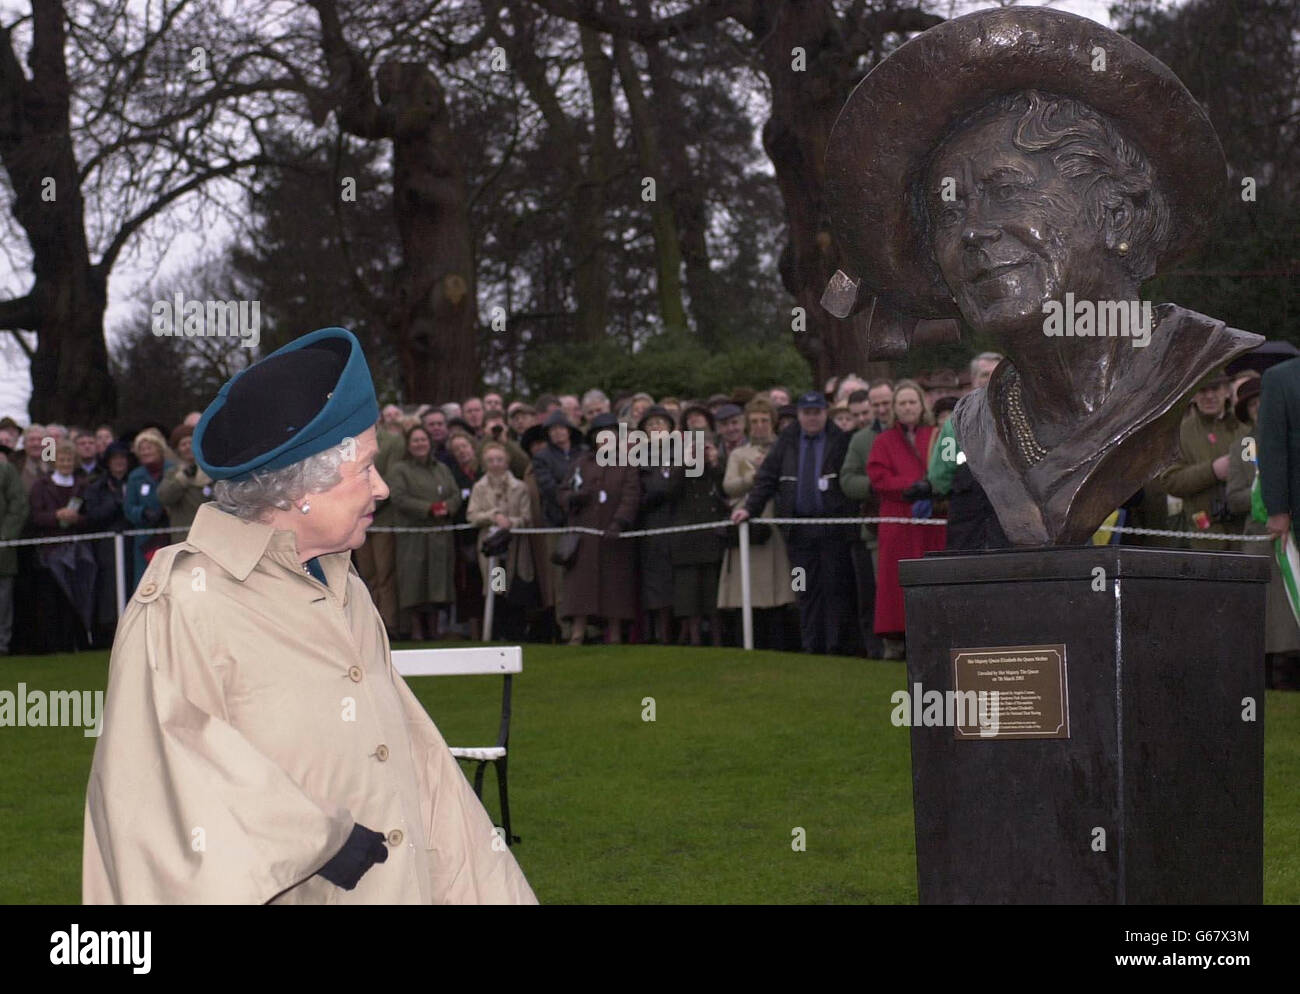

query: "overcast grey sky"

left=0, top=0, right=1122, bottom=422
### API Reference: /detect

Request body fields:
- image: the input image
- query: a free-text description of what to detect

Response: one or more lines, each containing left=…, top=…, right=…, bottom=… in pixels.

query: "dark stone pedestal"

left=899, top=546, right=1267, bottom=904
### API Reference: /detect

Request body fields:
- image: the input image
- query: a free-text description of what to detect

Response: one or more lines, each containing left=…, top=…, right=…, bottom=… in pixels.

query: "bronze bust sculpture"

left=823, top=8, right=1262, bottom=545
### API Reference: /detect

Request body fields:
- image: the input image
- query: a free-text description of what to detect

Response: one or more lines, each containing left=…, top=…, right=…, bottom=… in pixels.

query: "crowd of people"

left=2, top=352, right=1296, bottom=688
left=351, top=373, right=981, bottom=657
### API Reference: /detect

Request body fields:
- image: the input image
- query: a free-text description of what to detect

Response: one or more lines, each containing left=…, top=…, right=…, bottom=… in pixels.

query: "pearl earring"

left=1117, top=241, right=1130, bottom=255
left=299, top=501, right=311, bottom=514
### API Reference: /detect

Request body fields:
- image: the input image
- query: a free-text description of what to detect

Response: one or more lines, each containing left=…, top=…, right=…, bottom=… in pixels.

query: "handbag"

left=480, top=527, right=512, bottom=558
left=551, top=531, right=581, bottom=567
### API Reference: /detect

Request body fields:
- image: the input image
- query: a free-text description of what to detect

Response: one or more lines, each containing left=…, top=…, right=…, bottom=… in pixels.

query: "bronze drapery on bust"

left=822, top=8, right=1262, bottom=545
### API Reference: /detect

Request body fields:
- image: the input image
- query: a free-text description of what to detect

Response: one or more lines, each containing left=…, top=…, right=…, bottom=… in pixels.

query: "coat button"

left=139, top=581, right=156, bottom=596
left=348, top=665, right=363, bottom=682
left=375, top=744, right=389, bottom=761
left=387, top=829, right=403, bottom=846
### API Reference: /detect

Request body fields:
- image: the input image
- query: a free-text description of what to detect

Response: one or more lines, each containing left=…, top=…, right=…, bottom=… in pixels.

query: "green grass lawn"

left=1, top=643, right=1297, bottom=904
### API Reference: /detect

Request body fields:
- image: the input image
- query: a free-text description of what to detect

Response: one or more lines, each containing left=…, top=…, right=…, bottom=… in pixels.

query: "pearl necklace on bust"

left=1003, top=369, right=1048, bottom=467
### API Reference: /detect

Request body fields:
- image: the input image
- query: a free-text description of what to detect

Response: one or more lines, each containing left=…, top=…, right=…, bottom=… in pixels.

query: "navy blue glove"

left=911, top=499, right=934, bottom=520
left=316, top=823, right=389, bottom=890
left=902, top=478, right=933, bottom=502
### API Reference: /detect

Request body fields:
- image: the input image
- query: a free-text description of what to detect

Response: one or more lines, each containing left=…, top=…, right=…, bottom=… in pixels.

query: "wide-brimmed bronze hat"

left=824, top=7, right=1225, bottom=320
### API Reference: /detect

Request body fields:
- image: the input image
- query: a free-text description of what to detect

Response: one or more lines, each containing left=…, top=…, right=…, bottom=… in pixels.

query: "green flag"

left=1250, top=469, right=1268, bottom=524
left=1256, top=471, right=1300, bottom=629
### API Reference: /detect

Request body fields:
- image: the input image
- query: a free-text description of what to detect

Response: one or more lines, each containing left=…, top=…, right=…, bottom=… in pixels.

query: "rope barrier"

left=12, top=511, right=1278, bottom=651
left=0, top=516, right=1273, bottom=545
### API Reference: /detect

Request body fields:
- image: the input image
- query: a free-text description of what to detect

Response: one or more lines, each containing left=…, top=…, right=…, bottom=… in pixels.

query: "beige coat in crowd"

left=718, top=441, right=795, bottom=610
left=83, top=502, right=536, bottom=905
left=466, top=471, right=534, bottom=589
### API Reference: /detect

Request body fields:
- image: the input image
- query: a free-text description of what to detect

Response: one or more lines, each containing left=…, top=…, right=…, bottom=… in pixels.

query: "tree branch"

left=308, top=0, right=391, bottom=139
left=94, top=156, right=268, bottom=275
left=440, top=0, right=504, bottom=61
left=527, top=0, right=743, bottom=42
left=0, top=293, right=40, bottom=335
left=0, top=16, right=30, bottom=133
left=843, top=9, right=944, bottom=60
left=469, top=90, right=522, bottom=210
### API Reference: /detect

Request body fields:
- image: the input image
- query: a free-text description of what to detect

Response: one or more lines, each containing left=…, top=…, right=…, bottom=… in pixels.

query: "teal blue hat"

left=193, top=327, right=379, bottom=482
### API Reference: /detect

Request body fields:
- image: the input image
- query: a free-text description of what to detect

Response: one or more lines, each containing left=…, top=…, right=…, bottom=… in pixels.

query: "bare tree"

left=528, top=0, right=944, bottom=382
left=0, top=0, right=307, bottom=423
left=306, top=0, right=499, bottom=401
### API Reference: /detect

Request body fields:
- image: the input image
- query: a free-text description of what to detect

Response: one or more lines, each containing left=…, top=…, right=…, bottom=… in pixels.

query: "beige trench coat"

left=466, top=472, right=534, bottom=588
left=83, top=502, right=536, bottom=905
left=717, top=442, right=795, bottom=610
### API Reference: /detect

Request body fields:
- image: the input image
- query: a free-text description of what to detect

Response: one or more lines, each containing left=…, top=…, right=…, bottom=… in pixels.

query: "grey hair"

left=211, top=441, right=353, bottom=523
left=581, top=388, right=608, bottom=407
left=971, top=351, right=1004, bottom=375
left=921, top=89, right=1173, bottom=284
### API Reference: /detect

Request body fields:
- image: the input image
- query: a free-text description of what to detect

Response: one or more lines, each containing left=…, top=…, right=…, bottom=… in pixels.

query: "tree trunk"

left=615, top=36, right=688, bottom=335
left=28, top=273, right=114, bottom=425
left=377, top=63, right=477, bottom=402
left=635, top=3, right=721, bottom=347
left=0, top=0, right=115, bottom=423
left=755, top=0, right=870, bottom=385
left=574, top=26, right=616, bottom=343
left=314, top=0, right=477, bottom=401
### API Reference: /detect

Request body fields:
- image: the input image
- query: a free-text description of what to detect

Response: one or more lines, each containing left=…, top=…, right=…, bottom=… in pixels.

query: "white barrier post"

left=114, top=533, right=126, bottom=619
left=739, top=519, right=753, bottom=651
left=482, top=554, right=496, bottom=642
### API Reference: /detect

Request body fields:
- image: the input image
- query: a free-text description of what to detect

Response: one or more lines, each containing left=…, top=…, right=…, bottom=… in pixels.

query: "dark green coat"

left=1157, top=404, right=1241, bottom=551
left=840, top=424, right=881, bottom=545
left=1258, top=357, right=1300, bottom=537
left=388, top=456, right=462, bottom=609
left=372, top=428, right=407, bottom=528
left=0, top=460, right=28, bottom=576
left=666, top=461, right=726, bottom=566
left=157, top=464, right=214, bottom=533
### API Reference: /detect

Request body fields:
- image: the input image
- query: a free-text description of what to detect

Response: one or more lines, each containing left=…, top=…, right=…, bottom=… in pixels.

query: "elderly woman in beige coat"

left=83, top=327, right=535, bottom=905
left=718, top=398, right=795, bottom=648
left=467, top=442, right=536, bottom=638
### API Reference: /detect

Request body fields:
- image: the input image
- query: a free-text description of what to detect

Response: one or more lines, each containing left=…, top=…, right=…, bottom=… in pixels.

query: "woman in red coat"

left=867, top=379, right=947, bottom=658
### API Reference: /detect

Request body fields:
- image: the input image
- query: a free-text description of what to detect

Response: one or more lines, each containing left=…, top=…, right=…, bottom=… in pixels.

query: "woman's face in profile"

left=297, top=428, right=386, bottom=555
